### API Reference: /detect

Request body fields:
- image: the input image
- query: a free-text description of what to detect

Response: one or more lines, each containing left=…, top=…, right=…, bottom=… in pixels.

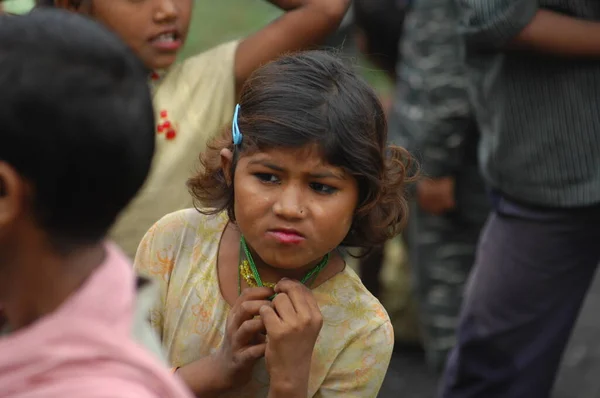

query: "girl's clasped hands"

left=214, top=280, right=323, bottom=397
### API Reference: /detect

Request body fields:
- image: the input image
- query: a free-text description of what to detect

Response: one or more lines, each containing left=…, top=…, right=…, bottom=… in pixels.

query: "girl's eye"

left=254, top=173, right=280, bottom=184
left=309, top=182, right=338, bottom=195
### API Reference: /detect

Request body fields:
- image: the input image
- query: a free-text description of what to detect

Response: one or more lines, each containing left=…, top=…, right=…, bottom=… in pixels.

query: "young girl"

left=135, top=51, right=413, bottom=397
left=48, top=0, right=351, bottom=258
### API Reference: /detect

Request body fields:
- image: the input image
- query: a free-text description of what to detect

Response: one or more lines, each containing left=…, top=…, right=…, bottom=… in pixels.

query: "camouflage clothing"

left=393, top=0, right=489, bottom=371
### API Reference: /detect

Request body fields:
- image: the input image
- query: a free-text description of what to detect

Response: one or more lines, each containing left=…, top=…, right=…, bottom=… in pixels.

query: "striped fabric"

left=458, top=0, right=600, bottom=207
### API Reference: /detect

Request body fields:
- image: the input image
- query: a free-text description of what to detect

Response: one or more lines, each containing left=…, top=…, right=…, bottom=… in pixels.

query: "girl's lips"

left=267, top=230, right=305, bottom=245
left=150, top=37, right=182, bottom=52
left=149, top=30, right=183, bottom=52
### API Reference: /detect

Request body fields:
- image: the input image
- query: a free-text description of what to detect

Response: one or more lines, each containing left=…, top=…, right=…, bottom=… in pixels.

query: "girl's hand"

left=178, top=287, right=274, bottom=396
left=260, top=279, right=323, bottom=397
left=215, top=287, right=275, bottom=387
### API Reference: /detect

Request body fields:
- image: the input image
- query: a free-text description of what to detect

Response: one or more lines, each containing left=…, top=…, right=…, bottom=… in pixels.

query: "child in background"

left=48, top=0, right=351, bottom=258
left=0, top=10, right=192, bottom=397
left=135, top=51, right=412, bottom=397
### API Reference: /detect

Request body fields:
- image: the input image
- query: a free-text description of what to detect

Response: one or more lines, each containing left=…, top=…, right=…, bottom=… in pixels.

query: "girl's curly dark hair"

left=188, top=50, right=416, bottom=249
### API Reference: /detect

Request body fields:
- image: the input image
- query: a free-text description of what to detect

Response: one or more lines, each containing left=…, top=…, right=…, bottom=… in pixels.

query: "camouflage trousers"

left=407, top=201, right=486, bottom=372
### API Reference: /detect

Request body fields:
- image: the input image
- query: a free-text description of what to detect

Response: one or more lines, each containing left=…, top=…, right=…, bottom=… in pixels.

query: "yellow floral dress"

left=134, top=209, right=394, bottom=398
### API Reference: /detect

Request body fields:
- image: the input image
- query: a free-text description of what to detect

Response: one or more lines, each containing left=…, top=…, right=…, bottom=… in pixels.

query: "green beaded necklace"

left=237, top=236, right=330, bottom=298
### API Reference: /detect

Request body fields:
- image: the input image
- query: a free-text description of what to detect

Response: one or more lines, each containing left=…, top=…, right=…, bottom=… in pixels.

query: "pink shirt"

left=0, top=243, right=193, bottom=398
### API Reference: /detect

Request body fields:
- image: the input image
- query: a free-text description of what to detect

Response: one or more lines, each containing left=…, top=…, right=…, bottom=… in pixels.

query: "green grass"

left=356, top=58, right=394, bottom=97
left=180, top=0, right=391, bottom=94
left=180, top=0, right=281, bottom=59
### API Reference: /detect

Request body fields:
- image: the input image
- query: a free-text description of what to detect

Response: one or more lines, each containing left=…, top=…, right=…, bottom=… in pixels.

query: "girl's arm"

left=234, top=0, right=351, bottom=96
left=313, top=321, right=394, bottom=397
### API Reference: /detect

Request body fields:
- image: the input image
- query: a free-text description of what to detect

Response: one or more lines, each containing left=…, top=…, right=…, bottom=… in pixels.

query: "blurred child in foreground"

left=0, top=9, right=192, bottom=397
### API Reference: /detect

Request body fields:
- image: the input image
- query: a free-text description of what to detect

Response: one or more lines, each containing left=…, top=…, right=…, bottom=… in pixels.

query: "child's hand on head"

left=260, top=279, right=324, bottom=395
left=214, top=287, right=274, bottom=388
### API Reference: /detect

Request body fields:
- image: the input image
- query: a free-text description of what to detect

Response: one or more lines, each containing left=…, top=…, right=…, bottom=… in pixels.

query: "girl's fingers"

left=239, top=343, right=267, bottom=363
left=259, top=304, right=282, bottom=332
left=275, top=279, right=312, bottom=317
left=274, top=279, right=323, bottom=332
left=271, top=293, right=297, bottom=323
left=237, top=287, right=276, bottom=303
left=230, top=299, right=272, bottom=331
left=254, top=332, right=267, bottom=345
left=235, top=317, right=267, bottom=348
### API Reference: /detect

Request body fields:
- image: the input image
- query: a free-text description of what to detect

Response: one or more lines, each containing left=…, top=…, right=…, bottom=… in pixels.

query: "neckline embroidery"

left=149, top=70, right=177, bottom=141
left=157, top=109, right=177, bottom=140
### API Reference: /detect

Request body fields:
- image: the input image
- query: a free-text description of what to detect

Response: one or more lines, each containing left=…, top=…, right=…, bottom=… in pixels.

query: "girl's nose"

left=154, top=0, right=178, bottom=22
left=272, top=183, right=306, bottom=220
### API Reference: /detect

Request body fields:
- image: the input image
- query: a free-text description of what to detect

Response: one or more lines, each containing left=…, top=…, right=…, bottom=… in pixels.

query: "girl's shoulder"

left=135, top=209, right=228, bottom=283
left=316, top=266, right=391, bottom=331
left=312, top=267, right=394, bottom=373
left=146, top=208, right=229, bottom=249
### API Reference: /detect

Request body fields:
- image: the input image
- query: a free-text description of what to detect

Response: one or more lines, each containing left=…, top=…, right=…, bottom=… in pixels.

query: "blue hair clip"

left=232, top=104, right=243, bottom=146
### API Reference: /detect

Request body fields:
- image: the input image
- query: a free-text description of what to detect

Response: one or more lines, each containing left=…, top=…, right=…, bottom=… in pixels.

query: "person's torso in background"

left=463, top=0, right=600, bottom=208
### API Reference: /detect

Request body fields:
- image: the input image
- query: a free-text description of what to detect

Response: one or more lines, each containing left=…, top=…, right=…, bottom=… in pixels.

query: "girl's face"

left=61, top=0, right=192, bottom=70
left=228, top=145, right=359, bottom=270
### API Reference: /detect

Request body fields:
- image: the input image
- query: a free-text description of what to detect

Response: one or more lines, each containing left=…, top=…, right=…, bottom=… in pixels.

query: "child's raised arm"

left=233, top=0, right=351, bottom=96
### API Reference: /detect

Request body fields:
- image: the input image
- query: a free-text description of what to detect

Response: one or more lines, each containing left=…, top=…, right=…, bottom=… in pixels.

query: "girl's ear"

left=220, top=148, right=234, bottom=186
left=0, top=162, right=26, bottom=232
